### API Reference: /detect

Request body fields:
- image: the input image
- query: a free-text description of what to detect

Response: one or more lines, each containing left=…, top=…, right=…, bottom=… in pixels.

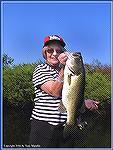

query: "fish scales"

left=64, top=74, right=85, bottom=124
left=60, top=52, right=85, bottom=137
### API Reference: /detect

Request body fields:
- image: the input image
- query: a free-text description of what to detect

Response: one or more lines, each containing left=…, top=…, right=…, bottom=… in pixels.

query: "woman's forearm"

left=40, top=68, right=64, bottom=97
left=49, top=67, right=64, bottom=97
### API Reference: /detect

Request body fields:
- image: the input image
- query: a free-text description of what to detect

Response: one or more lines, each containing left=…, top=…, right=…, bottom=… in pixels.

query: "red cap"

left=43, top=35, right=66, bottom=47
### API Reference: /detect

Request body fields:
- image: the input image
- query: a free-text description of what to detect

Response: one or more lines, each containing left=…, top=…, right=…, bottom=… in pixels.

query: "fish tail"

left=63, top=124, right=77, bottom=139
left=63, top=124, right=86, bottom=147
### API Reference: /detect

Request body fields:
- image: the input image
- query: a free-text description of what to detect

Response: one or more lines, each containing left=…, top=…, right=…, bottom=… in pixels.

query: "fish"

left=59, top=52, right=85, bottom=137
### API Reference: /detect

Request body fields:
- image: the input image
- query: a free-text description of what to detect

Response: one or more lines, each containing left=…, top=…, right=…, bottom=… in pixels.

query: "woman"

left=29, top=35, right=99, bottom=147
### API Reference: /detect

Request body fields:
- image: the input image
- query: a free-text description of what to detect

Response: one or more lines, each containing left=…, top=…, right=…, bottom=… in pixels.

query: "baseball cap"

left=43, top=35, right=66, bottom=47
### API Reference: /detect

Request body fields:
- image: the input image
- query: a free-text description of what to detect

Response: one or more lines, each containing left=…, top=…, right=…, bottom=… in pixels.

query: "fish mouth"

left=72, top=52, right=81, bottom=57
left=66, top=52, right=83, bottom=75
left=66, top=52, right=82, bottom=64
left=66, top=52, right=81, bottom=59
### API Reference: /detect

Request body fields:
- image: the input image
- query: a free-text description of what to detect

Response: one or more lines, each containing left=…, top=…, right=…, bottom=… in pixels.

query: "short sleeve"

left=32, top=64, right=54, bottom=87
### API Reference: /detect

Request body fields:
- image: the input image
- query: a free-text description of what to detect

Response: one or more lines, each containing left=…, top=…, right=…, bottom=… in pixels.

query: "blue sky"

left=1, top=1, right=111, bottom=65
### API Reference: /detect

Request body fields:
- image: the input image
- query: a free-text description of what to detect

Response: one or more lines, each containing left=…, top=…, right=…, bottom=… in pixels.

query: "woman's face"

left=45, top=41, right=64, bottom=66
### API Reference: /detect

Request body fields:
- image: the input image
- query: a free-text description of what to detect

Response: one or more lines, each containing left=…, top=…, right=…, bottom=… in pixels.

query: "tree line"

left=2, top=54, right=111, bottom=107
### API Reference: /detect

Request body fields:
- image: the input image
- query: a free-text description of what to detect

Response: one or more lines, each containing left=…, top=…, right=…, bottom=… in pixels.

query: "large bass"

left=59, top=52, right=85, bottom=137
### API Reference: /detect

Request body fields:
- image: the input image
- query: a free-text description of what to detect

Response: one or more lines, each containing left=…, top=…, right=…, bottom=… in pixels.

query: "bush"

left=3, top=63, right=36, bottom=105
left=3, top=55, right=111, bottom=105
left=85, top=72, right=111, bottom=101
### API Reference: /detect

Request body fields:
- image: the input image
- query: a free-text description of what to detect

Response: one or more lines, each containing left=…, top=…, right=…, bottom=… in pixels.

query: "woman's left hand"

left=84, top=99, right=100, bottom=111
left=58, top=52, right=68, bottom=65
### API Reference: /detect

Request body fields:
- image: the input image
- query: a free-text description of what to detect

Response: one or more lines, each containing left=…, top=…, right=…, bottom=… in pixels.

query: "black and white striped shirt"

left=31, top=63, right=67, bottom=125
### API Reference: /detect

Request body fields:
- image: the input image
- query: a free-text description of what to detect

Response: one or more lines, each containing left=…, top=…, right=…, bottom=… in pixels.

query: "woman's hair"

left=42, top=46, right=49, bottom=59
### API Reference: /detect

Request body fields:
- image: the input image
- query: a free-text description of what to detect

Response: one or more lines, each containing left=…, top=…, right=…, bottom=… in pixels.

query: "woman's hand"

left=84, top=99, right=100, bottom=111
left=58, top=52, right=68, bottom=65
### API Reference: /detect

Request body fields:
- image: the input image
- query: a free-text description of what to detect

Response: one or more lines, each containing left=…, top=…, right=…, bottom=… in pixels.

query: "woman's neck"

left=46, top=61, right=60, bottom=71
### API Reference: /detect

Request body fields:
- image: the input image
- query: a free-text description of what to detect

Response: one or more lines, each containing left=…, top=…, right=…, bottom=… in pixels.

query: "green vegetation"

left=3, top=54, right=43, bottom=105
left=3, top=63, right=35, bottom=104
left=3, top=54, right=111, bottom=105
left=84, top=62, right=111, bottom=103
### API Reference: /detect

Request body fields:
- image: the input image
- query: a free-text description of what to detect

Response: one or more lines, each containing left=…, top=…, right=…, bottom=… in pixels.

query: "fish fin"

left=63, top=124, right=86, bottom=147
left=77, top=115, right=88, bottom=130
left=63, top=123, right=81, bottom=139
left=58, top=101, right=67, bottom=113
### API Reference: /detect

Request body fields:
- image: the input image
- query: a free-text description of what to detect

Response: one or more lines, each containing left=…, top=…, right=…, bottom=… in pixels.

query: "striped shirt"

left=31, top=63, right=67, bottom=125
